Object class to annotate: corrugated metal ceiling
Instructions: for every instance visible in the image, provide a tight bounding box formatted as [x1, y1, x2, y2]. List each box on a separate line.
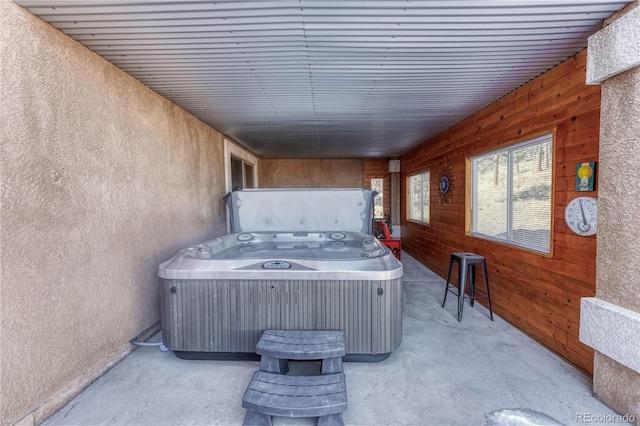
[15, 0, 627, 158]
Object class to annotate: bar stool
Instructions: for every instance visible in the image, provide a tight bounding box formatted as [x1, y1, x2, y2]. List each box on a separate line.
[442, 253, 494, 321]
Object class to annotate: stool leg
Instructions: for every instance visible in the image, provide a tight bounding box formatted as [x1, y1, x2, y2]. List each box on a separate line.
[243, 410, 272, 426]
[321, 357, 343, 374]
[482, 260, 494, 321]
[457, 260, 467, 322]
[442, 256, 455, 308]
[469, 264, 476, 307]
[260, 355, 289, 375]
[318, 413, 345, 426]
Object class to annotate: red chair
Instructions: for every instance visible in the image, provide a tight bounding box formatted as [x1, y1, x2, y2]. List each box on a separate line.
[378, 222, 402, 260]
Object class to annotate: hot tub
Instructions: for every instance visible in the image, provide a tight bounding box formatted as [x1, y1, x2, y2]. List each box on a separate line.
[159, 188, 403, 361]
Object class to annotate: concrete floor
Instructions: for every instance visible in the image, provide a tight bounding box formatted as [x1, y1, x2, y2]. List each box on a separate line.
[44, 254, 622, 426]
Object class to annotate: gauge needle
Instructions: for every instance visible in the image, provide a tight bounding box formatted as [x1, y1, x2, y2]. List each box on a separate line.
[579, 199, 588, 226]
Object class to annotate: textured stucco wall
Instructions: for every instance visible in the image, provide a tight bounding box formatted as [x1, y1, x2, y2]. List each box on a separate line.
[593, 65, 640, 425]
[594, 352, 640, 426]
[259, 159, 364, 188]
[1, 1, 229, 423]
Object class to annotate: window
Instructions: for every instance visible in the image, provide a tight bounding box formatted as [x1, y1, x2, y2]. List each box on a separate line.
[224, 139, 258, 232]
[470, 133, 553, 253]
[408, 171, 430, 223]
[230, 156, 255, 190]
[371, 178, 384, 218]
[224, 139, 257, 192]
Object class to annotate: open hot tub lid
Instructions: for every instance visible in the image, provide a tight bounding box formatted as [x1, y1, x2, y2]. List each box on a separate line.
[223, 188, 377, 234]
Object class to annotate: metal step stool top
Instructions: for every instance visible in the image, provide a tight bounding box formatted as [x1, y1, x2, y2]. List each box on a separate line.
[242, 371, 347, 426]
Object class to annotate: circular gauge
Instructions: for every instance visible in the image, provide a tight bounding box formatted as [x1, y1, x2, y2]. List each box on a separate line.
[564, 196, 597, 236]
[237, 233, 253, 242]
[328, 232, 346, 240]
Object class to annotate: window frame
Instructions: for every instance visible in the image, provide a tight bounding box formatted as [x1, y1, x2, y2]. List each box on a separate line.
[224, 139, 258, 193]
[224, 139, 259, 233]
[230, 155, 255, 190]
[371, 177, 385, 219]
[407, 170, 430, 225]
[468, 132, 554, 255]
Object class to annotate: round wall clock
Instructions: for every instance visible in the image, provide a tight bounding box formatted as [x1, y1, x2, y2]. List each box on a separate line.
[564, 196, 598, 236]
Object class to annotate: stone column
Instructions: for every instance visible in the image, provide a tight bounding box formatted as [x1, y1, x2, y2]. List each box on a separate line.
[580, 3, 640, 425]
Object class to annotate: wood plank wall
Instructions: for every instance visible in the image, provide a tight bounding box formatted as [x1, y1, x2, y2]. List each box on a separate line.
[398, 50, 599, 375]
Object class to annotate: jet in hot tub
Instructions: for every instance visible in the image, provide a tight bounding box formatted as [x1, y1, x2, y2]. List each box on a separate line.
[158, 188, 403, 361]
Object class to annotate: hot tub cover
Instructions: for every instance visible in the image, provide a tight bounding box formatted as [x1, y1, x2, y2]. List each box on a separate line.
[224, 188, 376, 234]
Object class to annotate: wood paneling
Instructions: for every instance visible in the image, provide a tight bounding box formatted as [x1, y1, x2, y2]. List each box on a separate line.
[400, 50, 598, 375]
